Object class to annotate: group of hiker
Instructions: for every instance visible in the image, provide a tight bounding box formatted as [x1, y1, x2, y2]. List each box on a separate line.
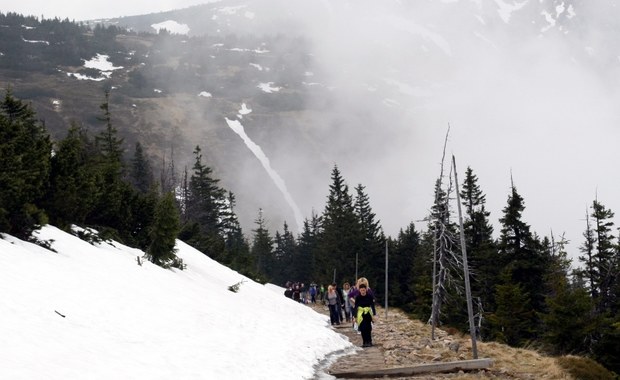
[284, 278, 377, 348]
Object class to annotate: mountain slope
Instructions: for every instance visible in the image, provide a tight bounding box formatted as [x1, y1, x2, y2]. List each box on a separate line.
[0, 225, 351, 379]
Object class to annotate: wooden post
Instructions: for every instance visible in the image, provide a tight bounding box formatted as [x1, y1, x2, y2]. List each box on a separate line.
[452, 154, 479, 359]
[355, 252, 358, 282]
[385, 240, 388, 318]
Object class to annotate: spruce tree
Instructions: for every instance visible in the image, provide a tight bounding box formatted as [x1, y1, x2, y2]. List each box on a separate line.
[579, 210, 598, 299]
[221, 191, 251, 271]
[0, 89, 51, 238]
[459, 167, 497, 321]
[494, 181, 550, 343]
[130, 142, 154, 194]
[390, 222, 425, 314]
[182, 146, 227, 259]
[147, 192, 180, 267]
[297, 212, 321, 283]
[542, 235, 594, 355]
[251, 208, 274, 281]
[318, 165, 361, 284]
[354, 184, 385, 298]
[273, 222, 299, 284]
[46, 122, 98, 228]
[87, 90, 132, 239]
[589, 199, 616, 314]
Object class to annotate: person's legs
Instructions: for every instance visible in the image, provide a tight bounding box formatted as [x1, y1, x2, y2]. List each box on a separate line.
[329, 304, 337, 325]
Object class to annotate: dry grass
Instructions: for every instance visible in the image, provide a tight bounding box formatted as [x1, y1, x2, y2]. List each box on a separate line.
[478, 341, 571, 379]
[313, 300, 616, 379]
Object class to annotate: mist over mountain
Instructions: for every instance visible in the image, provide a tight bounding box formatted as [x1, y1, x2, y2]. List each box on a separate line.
[2, 0, 619, 253]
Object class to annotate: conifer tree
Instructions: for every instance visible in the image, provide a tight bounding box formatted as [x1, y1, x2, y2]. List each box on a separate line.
[318, 165, 361, 284]
[251, 208, 274, 280]
[488, 280, 535, 346]
[297, 212, 321, 283]
[390, 222, 425, 314]
[459, 167, 497, 318]
[221, 191, 252, 273]
[182, 145, 227, 259]
[494, 181, 550, 343]
[87, 90, 132, 238]
[46, 122, 98, 228]
[0, 89, 51, 238]
[130, 142, 154, 194]
[273, 222, 298, 284]
[147, 192, 180, 267]
[579, 210, 598, 299]
[354, 184, 385, 298]
[589, 199, 616, 314]
[542, 234, 594, 355]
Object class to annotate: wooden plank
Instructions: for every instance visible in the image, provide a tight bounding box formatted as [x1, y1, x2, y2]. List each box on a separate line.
[330, 358, 493, 378]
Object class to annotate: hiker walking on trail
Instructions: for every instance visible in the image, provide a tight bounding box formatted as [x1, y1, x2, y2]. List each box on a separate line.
[342, 282, 353, 322]
[327, 285, 342, 325]
[354, 280, 376, 347]
[309, 283, 317, 303]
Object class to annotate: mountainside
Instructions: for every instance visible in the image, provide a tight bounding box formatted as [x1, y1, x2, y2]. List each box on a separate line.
[2, 0, 620, 241]
[0, 225, 352, 379]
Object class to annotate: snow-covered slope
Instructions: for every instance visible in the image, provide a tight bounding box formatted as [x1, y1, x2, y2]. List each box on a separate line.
[0, 226, 352, 380]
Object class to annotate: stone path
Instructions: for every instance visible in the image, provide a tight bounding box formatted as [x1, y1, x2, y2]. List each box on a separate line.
[308, 303, 525, 379]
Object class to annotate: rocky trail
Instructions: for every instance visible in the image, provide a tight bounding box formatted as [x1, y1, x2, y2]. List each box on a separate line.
[308, 303, 572, 380]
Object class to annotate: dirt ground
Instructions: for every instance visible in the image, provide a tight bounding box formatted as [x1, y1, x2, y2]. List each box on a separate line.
[308, 303, 572, 380]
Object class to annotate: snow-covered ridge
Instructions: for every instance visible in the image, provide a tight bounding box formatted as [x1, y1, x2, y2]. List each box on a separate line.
[0, 225, 351, 379]
[151, 20, 190, 35]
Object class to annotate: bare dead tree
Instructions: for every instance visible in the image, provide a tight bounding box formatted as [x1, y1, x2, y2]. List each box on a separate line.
[429, 126, 464, 339]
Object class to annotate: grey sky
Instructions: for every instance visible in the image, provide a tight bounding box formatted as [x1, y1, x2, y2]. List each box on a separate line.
[0, 0, 214, 21]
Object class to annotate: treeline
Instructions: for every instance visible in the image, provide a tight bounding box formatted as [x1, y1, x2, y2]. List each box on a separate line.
[2, 88, 619, 373]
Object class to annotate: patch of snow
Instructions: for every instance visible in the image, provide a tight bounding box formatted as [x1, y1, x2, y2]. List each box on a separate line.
[154, 89, 163, 93]
[494, 0, 528, 23]
[67, 72, 105, 81]
[250, 63, 264, 71]
[21, 25, 35, 30]
[245, 11, 255, 20]
[239, 103, 252, 116]
[151, 20, 190, 35]
[198, 91, 212, 98]
[83, 54, 123, 72]
[228, 47, 270, 54]
[22, 37, 49, 45]
[541, 10, 556, 32]
[218, 5, 247, 15]
[257, 82, 282, 93]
